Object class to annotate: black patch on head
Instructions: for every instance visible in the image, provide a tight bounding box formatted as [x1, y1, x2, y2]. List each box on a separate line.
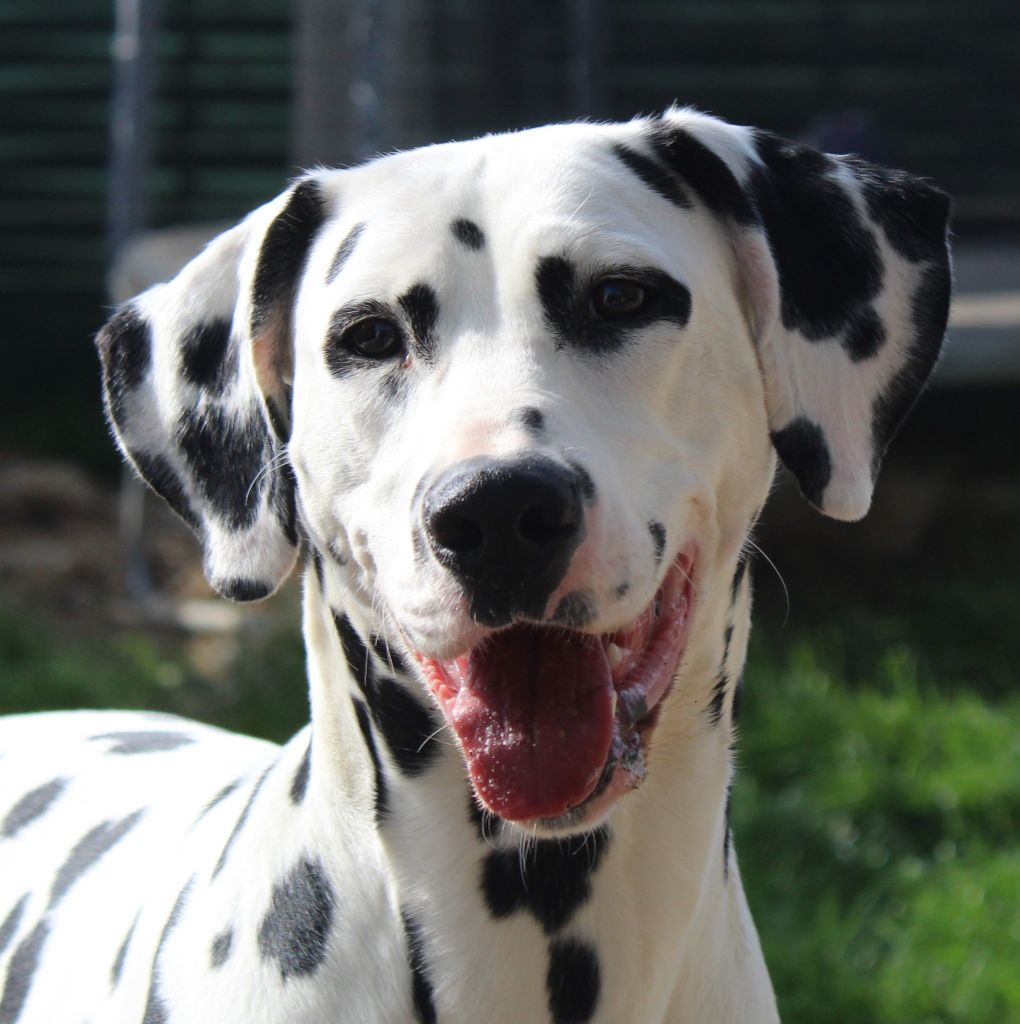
[49, 809, 145, 910]
[871, 261, 951, 474]
[0, 896, 28, 959]
[1, 777, 68, 839]
[326, 222, 366, 282]
[290, 738, 312, 805]
[536, 257, 691, 356]
[335, 613, 441, 776]
[568, 461, 596, 504]
[647, 520, 666, 566]
[646, 123, 757, 225]
[213, 763, 273, 879]
[451, 217, 485, 250]
[398, 283, 440, 363]
[519, 406, 546, 435]
[0, 920, 49, 1023]
[402, 911, 437, 1024]
[752, 133, 884, 353]
[217, 577, 273, 603]
[195, 779, 242, 824]
[370, 634, 408, 675]
[97, 305, 152, 427]
[210, 927, 233, 969]
[251, 178, 326, 341]
[352, 698, 390, 825]
[611, 143, 691, 210]
[128, 451, 199, 530]
[110, 912, 139, 988]
[771, 416, 833, 509]
[142, 878, 193, 1024]
[91, 731, 195, 755]
[177, 400, 271, 531]
[258, 857, 336, 980]
[180, 319, 236, 394]
[546, 937, 601, 1023]
[481, 827, 610, 935]
[553, 591, 597, 629]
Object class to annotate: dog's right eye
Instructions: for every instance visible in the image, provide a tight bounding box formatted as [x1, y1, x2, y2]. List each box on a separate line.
[342, 318, 405, 360]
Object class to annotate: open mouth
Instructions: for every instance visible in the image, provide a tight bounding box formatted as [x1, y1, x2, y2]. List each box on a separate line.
[414, 551, 696, 823]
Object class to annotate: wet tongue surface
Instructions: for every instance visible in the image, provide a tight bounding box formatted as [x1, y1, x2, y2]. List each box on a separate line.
[448, 625, 615, 821]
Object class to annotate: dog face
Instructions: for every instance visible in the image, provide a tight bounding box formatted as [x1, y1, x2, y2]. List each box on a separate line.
[97, 109, 951, 828]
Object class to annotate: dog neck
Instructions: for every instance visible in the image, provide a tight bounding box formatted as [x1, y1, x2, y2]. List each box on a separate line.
[299, 552, 778, 1023]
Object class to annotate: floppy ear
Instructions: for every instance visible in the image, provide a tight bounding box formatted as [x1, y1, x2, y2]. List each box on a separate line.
[651, 110, 952, 521]
[96, 177, 329, 600]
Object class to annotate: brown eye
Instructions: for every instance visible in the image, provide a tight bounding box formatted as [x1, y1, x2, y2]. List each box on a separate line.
[344, 318, 404, 359]
[590, 279, 649, 319]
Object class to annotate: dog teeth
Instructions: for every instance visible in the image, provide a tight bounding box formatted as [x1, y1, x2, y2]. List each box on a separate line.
[606, 642, 626, 672]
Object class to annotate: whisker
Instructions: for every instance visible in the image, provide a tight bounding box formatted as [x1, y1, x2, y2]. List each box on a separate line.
[745, 539, 790, 626]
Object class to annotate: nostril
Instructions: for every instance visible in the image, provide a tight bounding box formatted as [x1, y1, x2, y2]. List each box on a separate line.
[430, 509, 484, 554]
[518, 499, 576, 546]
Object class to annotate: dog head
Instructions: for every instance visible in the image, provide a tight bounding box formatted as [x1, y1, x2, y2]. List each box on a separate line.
[97, 108, 950, 829]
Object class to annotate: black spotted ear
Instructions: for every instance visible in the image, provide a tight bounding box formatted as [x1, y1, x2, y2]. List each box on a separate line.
[651, 109, 952, 521]
[96, 177, 329, 600]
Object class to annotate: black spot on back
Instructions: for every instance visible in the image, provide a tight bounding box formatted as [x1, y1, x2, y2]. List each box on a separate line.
[128, 451, 199, 530]
[210, 926, 233, 969]
[481, 828, 610, 935]
[142, 878, 193, 1024]
[352, 698, 390, 825]
[258, 857, 336, 979]
[290, 738, 312, 805]
[327, 222, 366, 282]
[0, 896, 28, 959]
[553, 591, 597, 629]
[771, 416, 833, 509]
[611, 142, 691, 209]
[0, 920, 49, 1023]
[49, 809, 145, 910]
[398, 283, 440, 363]
[1, 778, 68, 839]
[402, 911, 437, 1024]
[213, 763, 273, 879]
[647, 520, 666, 566]
[180, 319, 236, 394]
[546, 937, 601, 1023]
[451, 217, 485, 250]
[97, 305, 151, 427]
[91, 731, 194, 755]
[110, 912, 139, 988]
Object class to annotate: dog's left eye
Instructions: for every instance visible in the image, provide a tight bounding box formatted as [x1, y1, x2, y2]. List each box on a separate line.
[590, 279, 650, 319]
[343, 318, 405, 359]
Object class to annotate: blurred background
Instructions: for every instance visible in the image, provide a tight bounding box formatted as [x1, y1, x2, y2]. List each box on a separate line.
[1, 1, 1018, 1020]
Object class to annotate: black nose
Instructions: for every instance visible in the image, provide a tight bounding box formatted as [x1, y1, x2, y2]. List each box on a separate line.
[423, 456, 585, 626]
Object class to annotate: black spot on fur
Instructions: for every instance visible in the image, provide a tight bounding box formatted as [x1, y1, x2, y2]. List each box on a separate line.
[210, 927, 233, 969]
[309, 548, 325, 590]
[732, 674, 745, 725]
[648, 520, 666, 566]
[180, 319, 235, 394]
[402, 911, 437, 1024]
[1, 778, 68, 839]
[251, 178, 326, 341]
[553, 591, 597, 629]
[520, 406, 546, 435]
[611, 142, 691, 209]
[352, 698, 390, 825]
[91, 731, 194, 755]
[258, 857, 336, 980]
[196, 779, 242, 824]
[730, 555, 749, 606]
[536, 256, 692, 355]
[128, 451, 199, 530]
[546, 937, 601, 1023]
[398, 283, 440, 363]
[467, 788, 498, 842]
[752, 133, 884, 350]
[97, 305, 151, 427]
[842, 307, 887, 362]
[49, 809, 144, 910]
[110, 912, 139, 988]
[0, 896, 28, 959]
[614, 581, 630, 598]
[0, 920, 49, 1024]
[451, 217, 485, 250]
[213, 763, 273, 879]
[272, 453, 299, 546]
[177, 400, 271, 532]
[708, 626, 734, 726]
[142, 878, 193, 1024]
[723, 785, 734, 880]
[335, 612, 372, 688]
[216, 577, 273, 603]
[290, 738, 312, 805]
[370, 634, 408, 675]
[327, 222, 366, 282]
[481, 828, 610, 935]
[568, 461, 596, 504]
[771, 417, 833, 510]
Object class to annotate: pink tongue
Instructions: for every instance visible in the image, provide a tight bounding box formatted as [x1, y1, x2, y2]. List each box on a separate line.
[447, 625, 615, 821]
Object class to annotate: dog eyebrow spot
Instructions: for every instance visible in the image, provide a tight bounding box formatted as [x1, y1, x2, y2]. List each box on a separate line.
[398, 283, 440, 362]
[611, 142, 691, 210]
[327, 222, 366, 283]
[451, 218, 485, 250]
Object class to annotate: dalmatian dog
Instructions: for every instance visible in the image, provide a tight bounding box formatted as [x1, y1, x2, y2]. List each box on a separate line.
[0, 107, 950, 1023]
